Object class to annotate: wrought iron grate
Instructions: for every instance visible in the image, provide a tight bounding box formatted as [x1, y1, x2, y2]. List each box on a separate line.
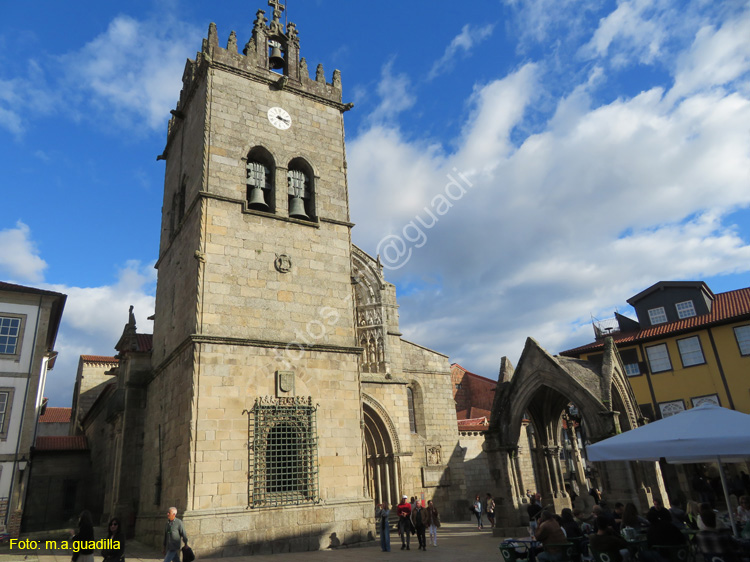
[245, 396, 319, 508]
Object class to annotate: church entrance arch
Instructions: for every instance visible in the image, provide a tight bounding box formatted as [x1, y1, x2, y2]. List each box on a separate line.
[485, 338, 666, 533]
[363, 400, 400, 507]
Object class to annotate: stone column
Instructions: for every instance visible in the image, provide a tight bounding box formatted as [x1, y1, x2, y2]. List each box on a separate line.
[374, 459, 382, 504]
[392, 457, 400, 507]
[383, 457, 393, 503]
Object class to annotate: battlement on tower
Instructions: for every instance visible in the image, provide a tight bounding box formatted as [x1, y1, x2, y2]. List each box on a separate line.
[167, 6, 346, 140]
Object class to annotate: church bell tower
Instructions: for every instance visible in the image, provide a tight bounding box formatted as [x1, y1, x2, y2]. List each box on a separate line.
[142, 1, 371, 554]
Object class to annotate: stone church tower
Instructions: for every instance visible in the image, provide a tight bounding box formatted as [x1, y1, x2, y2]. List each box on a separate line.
[132, 2, 467, 555]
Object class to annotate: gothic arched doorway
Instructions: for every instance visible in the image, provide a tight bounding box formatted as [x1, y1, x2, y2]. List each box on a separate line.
[363, 402, 400, 507]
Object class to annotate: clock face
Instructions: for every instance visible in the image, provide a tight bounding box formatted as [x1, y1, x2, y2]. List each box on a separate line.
[268, 106, 292, 130]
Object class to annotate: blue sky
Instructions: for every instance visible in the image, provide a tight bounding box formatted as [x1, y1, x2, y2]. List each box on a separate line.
[2, 0, 750, 406]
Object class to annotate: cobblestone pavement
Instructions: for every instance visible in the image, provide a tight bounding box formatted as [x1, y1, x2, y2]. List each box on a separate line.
[1, 522, 504, 562]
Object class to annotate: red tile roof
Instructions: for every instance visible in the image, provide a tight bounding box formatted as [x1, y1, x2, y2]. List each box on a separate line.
[81, 355, 119, 364]
[458, 416, 489, 432]
[562, 287, 750, 356]
[137, 334, 153, 352]
[39, 407, 71, 423]
[452, 363, 496, 383]
[35, 436, 88, 451]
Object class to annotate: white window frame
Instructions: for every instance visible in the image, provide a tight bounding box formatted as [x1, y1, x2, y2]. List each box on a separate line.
[734, 325, 750, 356]
[677, 336, 705, 367]
[659, 400, 685, 419]
[646, 343, 672, 373]
[691, 394, 720, 408]
[624, 363, 641, 376]
[0, 314, 25, 359]
[675, 300, 696, 319]
[0, 388, 14, 440]
[648, 307, 668, 325]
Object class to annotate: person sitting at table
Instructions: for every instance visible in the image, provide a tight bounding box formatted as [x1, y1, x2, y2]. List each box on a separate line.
[621, 502, 649, 531]
[535, 510, 568, 562]
[737, 495, 750, 525]
[695, 507, 740, 556]
[613, 503, 625, 532]
[640, 506, 686, 562]
[560, 508, 583, 538]
[647, 498, 671, 523]
[697, 502, 727, 531]
[573, 508, 594, 534]
[592, 504, 617, 533]
[685, 500, 701, 530]
[668, 497, 687, 528]
[588, 515, 630, 562]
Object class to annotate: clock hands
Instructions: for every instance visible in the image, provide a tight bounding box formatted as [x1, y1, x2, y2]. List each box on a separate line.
[276, 115, 290, 124]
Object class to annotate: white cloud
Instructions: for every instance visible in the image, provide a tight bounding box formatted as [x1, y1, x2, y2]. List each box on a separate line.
[0, 61, 57, 136]
[0, 222, 48, 282]
[668, 12, 750, 103]
[348, 6, 750, 376]
[580, 0, 668, 66]
[428, 24, 495, 80]
[366, 59, 417, 126]
[61, 15, 200, 131]
[43, 261, 156, 407]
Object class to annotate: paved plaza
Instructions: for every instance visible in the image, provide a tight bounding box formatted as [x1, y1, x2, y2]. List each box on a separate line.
[0, 522, 503, 562]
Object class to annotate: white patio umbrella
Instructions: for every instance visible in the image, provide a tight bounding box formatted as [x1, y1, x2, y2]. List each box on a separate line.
[586, 403, 750, 537]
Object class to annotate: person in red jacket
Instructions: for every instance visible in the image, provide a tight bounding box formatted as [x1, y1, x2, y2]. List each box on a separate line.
[397, 495, 413, 550]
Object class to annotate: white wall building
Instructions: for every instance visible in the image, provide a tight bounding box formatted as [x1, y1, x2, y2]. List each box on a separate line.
[0, 281, 65, 537]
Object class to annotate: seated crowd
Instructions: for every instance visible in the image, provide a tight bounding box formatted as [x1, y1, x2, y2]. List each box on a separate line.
[520, 494, 750, 562]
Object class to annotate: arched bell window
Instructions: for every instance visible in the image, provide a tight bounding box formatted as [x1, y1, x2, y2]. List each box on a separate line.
[246, 147, 275, 212]
[287, 158, 315, 220]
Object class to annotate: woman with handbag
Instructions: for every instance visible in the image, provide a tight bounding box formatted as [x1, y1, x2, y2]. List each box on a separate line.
[101, 518, 125, 562]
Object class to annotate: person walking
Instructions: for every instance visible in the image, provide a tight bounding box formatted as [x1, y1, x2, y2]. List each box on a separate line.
[376, 502, 391, 552]
[71, 510, 95, 562]
[101, 517, 125, 562]
[397, 495, 413, 550]
[486, 493, 496, 528]
[412, 500, 427, 550]
[473, 494, 483, 529]
[424, 500, 441, 547]
[162, 507, 188, 562]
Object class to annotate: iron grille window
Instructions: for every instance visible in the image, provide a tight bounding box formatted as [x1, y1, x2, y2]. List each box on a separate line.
[246, 396, 319, 508]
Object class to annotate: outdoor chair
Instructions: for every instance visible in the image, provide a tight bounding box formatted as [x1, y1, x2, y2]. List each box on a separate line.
[589, 548, 625, 562]
[652, 544, 690, 562]
[499, 543, 529, 561]
[546, 542, 579, 562]
[700, 554, 740, 562]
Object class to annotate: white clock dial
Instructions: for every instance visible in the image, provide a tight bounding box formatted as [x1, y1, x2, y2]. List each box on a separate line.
[268, 106, 292, 130]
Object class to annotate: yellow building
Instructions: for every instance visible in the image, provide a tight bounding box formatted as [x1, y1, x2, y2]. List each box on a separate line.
[561, 281, 750, 419]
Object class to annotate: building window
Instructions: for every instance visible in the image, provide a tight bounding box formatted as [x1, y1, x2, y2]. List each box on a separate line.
[0, 388, 14, 439]
[646, 343, 672, 373]
[407, 387, 417, 434]
[455, 383, 462, 390]
[287, 158, 315, 220]
[677, 336, 705, 367]
[675, 300, 696, 319]
[648, 307, 668, 325]
[620, 349, 641, 376]
[0, 316, 22, 356]
[734, 325, 750, 356]
[691, 394, 720, 408]
[246, 147, 275, 212]
[248, 396, 318, 508]
[659, 400, 685, 419]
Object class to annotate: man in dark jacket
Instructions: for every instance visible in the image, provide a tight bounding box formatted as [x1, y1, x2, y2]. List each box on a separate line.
[163, 507, 189, 562]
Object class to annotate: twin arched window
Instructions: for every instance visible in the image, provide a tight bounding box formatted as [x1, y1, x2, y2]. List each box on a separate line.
[246, 149, 315, 220]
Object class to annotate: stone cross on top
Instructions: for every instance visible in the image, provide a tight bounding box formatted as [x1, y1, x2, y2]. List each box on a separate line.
[268, 0, 285, 22]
